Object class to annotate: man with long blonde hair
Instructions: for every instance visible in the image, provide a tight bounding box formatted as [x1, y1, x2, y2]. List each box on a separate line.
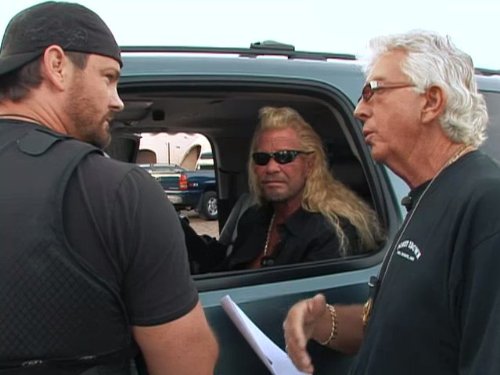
[233, 106, 384, 268]
[183, 106, 384, 271]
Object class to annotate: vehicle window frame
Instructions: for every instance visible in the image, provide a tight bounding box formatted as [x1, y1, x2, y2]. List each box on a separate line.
[115, 77, 404, 293]
[481, 90, 500, 162]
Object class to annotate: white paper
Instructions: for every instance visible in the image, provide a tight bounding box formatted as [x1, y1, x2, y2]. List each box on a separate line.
[220, 295, 310, 375]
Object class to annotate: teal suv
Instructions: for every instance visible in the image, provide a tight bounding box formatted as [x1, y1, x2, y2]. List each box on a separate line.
[107, 42, 500, 374]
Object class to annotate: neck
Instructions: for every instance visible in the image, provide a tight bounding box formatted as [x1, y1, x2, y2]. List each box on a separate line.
[272, 199, 301, 223]
[0, 112, 45, 126]
[402, 143, 475, 188]
[0, 96, 68, 136]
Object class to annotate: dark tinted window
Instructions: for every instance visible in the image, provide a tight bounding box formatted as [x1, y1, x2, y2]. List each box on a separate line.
[200, 152, 213, 159]
[482, 91, 500, 161]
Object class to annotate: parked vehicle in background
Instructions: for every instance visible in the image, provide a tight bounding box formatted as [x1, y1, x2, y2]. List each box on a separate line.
[139, 163, 184, 175]
[106, 42, 500, 374]
[141, 163, 218, 220]
[196, 151, 215, 170]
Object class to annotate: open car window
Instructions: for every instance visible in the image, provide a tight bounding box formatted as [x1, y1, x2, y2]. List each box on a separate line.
[136, 131, 220, 235]
[105, 79, 398, 291]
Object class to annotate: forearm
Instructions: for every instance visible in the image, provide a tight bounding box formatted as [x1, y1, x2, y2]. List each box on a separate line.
[143, 332, 218, 375]
[311, 303, 365, 354]
[134, 302, 219, 374]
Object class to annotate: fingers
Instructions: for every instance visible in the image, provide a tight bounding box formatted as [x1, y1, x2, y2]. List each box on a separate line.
[283, 299, 311, 372]
[308, 294, 327, 318]
[283, 294, 326, 374]
[286, 343, 314, 374]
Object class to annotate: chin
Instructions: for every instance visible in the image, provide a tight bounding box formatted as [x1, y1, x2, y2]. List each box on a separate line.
[88, 134, 111, 149]
[369, 146, 386, 163]
[264, 193, 288, 203]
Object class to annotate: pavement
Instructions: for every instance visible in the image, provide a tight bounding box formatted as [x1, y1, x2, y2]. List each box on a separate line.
[181, 210, 219, 238]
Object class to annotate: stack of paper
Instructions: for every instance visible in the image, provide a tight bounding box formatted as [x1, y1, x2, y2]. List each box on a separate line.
[220, 295, 310, 375]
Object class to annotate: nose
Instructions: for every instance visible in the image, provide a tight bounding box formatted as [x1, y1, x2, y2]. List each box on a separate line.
[110, 88, 124, 113]
[264, 157, 281, 173]
[353, 100, 368, 124]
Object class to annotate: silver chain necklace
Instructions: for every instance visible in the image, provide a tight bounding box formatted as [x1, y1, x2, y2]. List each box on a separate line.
[263, 213, 276, 256]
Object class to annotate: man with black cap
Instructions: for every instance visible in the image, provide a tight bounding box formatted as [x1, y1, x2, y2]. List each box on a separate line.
[0, 2, 218, 374]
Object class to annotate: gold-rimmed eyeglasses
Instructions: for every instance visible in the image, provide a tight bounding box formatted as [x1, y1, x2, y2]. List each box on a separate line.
[359, 80, 415, 102]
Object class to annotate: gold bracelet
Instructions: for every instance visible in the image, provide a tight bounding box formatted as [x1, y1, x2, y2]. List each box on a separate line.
[362, 298, 373, 329]
[320, 304, 338, 346]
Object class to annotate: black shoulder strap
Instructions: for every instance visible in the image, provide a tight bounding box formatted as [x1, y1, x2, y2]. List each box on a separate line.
[17, 128, 71, 156]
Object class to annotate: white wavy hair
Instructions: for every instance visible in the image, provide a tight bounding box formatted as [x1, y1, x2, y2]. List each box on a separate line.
[364, 30, 488, 147]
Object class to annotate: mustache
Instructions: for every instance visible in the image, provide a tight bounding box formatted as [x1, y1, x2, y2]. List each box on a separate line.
[260, 178, 287, 183]
[105, 112, 115, 122]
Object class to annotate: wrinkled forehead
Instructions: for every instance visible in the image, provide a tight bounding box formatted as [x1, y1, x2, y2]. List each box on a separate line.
[255, 128, 302, 151]
[366, 50, 408, 81]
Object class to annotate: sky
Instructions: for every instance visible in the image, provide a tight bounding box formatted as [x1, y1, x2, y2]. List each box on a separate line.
[1, 0, 499, 70]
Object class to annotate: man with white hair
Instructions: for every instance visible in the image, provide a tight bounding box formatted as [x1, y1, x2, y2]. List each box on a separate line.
[283, 30, 500, 374]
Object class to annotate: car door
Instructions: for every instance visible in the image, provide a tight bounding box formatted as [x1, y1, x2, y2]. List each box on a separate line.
[114, 52, 406, 375]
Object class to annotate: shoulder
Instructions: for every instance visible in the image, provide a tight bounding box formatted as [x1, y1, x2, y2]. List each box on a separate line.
[287, 209, 333, 234]
[447, 152, 500, 242]
[71, 153, 165, 212]
[457, 151, 500, 179]
[77, 153, 155, 188]
[454, 152, 500, 200]
[441, 151, 500, 208]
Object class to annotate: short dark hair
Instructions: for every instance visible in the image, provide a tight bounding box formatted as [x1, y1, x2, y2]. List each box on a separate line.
[0, 51, 88, 102]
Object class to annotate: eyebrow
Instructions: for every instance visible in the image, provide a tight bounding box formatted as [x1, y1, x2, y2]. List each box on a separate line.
[103, 68, 121, 82]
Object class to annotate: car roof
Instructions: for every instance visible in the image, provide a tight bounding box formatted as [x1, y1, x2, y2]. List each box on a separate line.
[119, 45, 367, 103]
[120, 45, 500, 105]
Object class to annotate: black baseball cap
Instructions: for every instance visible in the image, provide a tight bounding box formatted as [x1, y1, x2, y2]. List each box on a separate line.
[0, 1, 122, 76]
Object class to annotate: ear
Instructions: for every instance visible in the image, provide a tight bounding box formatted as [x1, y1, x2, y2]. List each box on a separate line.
[421, 85, 446, 124]
[39, 45, 69, 91]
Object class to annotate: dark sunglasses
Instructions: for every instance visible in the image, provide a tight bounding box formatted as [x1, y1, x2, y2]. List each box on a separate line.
[359, 80, 415, 102]
[252, 150, 312, 166]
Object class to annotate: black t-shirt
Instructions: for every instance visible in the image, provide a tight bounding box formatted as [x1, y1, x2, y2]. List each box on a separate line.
[64, 153, 198, 326]
[352, 151, 500, 374]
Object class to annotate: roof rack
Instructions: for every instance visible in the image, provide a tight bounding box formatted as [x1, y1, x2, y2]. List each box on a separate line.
[475, 67, 500, 76]
[120, 41, 356, 61]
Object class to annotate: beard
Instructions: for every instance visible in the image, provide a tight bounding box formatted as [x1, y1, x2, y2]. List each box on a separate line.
[263, 189, 289, 202]
[64, 77, 112, 149]
[260, 181, 306, 204]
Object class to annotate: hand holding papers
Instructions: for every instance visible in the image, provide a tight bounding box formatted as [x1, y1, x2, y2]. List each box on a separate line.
[220, 295, 310, 375]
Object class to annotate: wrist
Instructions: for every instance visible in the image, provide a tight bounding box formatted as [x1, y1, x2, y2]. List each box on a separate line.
[317, 303, 338, 347]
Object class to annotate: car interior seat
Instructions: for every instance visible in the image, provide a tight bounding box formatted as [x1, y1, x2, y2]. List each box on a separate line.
[218, 192, 253, 256]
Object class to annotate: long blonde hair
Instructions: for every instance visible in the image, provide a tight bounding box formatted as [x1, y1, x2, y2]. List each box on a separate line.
[248, 106, 385, 255]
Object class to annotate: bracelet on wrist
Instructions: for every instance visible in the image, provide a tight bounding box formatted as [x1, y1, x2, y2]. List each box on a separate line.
[320, 303, 338, 346]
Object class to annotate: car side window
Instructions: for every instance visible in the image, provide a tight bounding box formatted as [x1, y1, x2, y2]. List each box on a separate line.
[481, 91, 500, 161]
[110, 83, 394, 288]
[137, 132, 220, 236]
